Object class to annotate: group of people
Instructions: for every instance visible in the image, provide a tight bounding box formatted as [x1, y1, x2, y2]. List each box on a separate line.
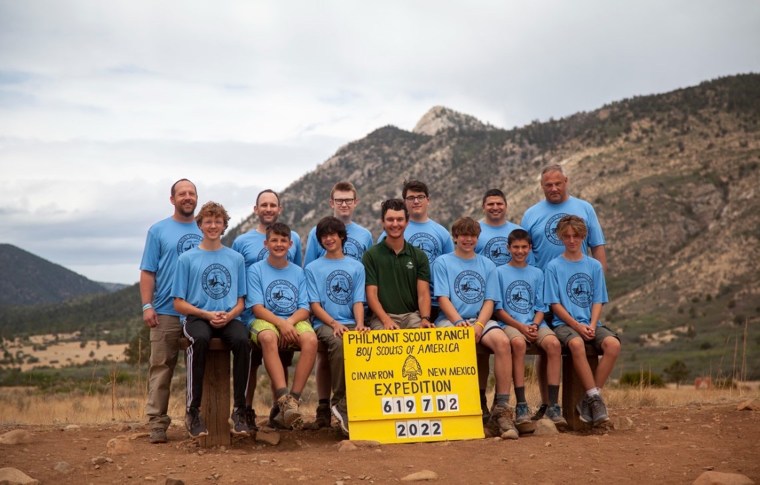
[139, 165, 620, 444]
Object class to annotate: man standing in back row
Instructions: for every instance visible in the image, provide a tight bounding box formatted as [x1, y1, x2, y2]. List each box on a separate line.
[140, 179, 203, 444]
[520, 164, 607, 420]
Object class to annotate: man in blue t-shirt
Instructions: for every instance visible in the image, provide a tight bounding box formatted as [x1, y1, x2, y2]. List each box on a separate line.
[139, 178, 202, 444]
[476, 188, 526, 267]
[302, 181, 373, 429]
[432, 217, 519, 440]
[304, 216, 366, 437]
[172, 201, 252, 439]
[521, 164, 607, 420]
[544, 216, 620, 427]
[232, 189, 301, 429]
[247, 222, 317, 430]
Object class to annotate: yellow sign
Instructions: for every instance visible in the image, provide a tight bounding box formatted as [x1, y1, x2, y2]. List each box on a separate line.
[344, 327, 483, 443]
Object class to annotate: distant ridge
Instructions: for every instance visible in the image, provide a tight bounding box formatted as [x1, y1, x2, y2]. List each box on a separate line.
[0, 243, 108, 306]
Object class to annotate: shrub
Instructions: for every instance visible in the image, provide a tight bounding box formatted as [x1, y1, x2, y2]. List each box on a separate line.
[619, 370, 665, 387]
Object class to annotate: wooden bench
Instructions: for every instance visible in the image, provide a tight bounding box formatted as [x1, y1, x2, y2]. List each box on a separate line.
[179, 337, 232, 447]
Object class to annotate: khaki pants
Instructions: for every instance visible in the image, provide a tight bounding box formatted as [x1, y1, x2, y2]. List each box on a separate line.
[315, 325, 351, 407]
[369, 311, 422, 330]
[145, 315, 182, 430]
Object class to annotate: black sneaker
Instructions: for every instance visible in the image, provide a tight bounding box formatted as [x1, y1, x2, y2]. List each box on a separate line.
[331, 402, 349, 437]
[149, 428, 167, 444]
[230, 407, 252, 436]
[304, 402, 331, 430]
[268, 403, 286, 429]
[589, 395, 609, 426]
[576, 397, 593, 424]
[185, 407, 208, 438]
[245, 406, 258, 432]
[531, 403, 548, 421]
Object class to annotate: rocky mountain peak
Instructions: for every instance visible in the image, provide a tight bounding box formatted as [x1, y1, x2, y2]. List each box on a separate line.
[412, 105, 493, 136]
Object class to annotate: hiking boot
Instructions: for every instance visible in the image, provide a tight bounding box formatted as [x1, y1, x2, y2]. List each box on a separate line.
[515, 402, 532, 425]
[276, 394, 303, 430]
[590, 395, 609, 426]
[230, 407, 252, 436]
[149, 428, 167, 444]
[576, 397, 593, 424]
[489, 404, 518, 440]
[481, 399, 491, 425]
[185, 407, 208, 438]
[268, 403, 286, 429]
[304, 402, 332, 430]
[545, 403, 568, 429]
[331, 401, 349, 437]
[531, 403, 548, 421]
[245, 406, 258, 432]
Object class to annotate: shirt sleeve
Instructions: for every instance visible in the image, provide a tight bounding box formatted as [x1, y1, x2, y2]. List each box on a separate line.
[543, 264, 560, 305]
[534, 271, 549, 313]
[432, 259, 450, 298]
[305, 266, 320, 303]
[291, 232, 303, 267]
[245, 265, 264, 310]
[139, 228, 160, 272]
[296, 271, 310, 311]
[416, 250, 431, 283]
[363, 251, 378, 287]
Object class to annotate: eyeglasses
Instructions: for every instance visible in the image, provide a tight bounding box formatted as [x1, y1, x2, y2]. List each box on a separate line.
[332, 198, 355, 206]
[405, 195, 427, 203]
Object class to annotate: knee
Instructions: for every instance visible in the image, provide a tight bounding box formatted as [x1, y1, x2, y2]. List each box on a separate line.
[568, 339, 585, 355]
[602, 338, 621, 357]
[544, 337, 561, 356]
[258, 331, 277, 349]
[511, 338, 526, 355]
[300, 332, 317, 352]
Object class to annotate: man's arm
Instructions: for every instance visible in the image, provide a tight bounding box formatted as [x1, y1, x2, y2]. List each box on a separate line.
[416, 279, 433, 328]
[591, 245, 607, 273]
[366, 285, 398, 330]
[140, 270, 159, 328]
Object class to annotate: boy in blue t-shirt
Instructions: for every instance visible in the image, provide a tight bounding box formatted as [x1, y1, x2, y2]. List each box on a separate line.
[247, 222, 317, 430]
[304, 216, 366, 437]
[432, 217, 519, 440]
[172, 201, 252, 439]
[495, 229, 566, 431]
[544, 216, 620, 426]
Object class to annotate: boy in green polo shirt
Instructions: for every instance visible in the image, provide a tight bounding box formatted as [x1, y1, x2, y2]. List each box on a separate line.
[362, 199, 432, 330]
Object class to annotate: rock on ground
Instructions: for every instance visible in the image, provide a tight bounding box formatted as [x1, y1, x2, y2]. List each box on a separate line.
[255, 430, 281, 446]
[534, 419, 559, 435]
[0, 467, 40, 485]
[736, 400, 755, 411]
[401, 470, 438, 481]
[106, 436, 135, 455]
[0, 430, 33, 445]
[693, 471, 755, 485]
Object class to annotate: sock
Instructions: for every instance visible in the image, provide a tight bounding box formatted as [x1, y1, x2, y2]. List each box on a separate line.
[495, 393, 510, 408]
[548, 385, 560, 405]
[318, 398, 329, 408]
[514, 386, 526, 404]
[479, 389, 487, 410]
[586, 387, 600, 398]
[290, 391, 301, 401]
[275, 387, 288, 399]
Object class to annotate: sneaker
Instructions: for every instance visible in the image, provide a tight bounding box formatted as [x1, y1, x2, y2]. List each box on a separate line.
[245, 406, 258, 432]
[489, 404, 518, 440]
[185, 407, 208, 438]
[531, 403, 548, 421]
[276, 394, 303, 430]
[589, 395, 609, 426]
[545, 403, 568, 429]
[331, 402, 349, 437]
[514, 402, 531, 425]
[304, 402, 332, 430]
[149, 428, 167, 444]
[230, 407, 252, 436]
[576, 397, 593, 424]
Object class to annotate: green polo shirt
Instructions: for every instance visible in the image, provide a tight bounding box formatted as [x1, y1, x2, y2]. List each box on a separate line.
[362, 240, 430, 314]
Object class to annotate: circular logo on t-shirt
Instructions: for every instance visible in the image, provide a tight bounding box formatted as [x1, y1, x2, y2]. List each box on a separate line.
[566, 273, 593, 307]
[408, 233, 440, 263]
[454, 270, 485, 305]
[483, 236, 510, 265]
[177, 234, 202, 255]
[544, 213, 569, 246]
[326, 270, 353, 305]
[201, 263, 232, 299]
[343, 237, 363, 261]
[266, 279, 298, 314]
[506, 280, 533, 314]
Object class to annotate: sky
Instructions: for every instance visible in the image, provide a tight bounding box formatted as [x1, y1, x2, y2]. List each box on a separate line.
[1, 1, 759, 285]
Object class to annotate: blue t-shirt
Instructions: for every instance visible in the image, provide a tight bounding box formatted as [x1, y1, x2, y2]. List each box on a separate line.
[475, 220, 528, 266]
[495, 264, 549, 327]
[246, 260, 309, 319]
[172, 246, 247, 321]
[544, 255, 608, 328]
[139, 217, 203, 316]
[304, 256, 366, 330]
[432, 253, 499, 323]
[520, 196, 605, 270]
[303, 221, 373, 267]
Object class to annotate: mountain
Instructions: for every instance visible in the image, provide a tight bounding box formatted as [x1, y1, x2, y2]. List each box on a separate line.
[225, 73, 760, 379]
[0, 244, 109, 307]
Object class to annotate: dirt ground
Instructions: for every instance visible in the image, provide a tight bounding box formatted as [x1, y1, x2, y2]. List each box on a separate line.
[1, 402, 758, 485]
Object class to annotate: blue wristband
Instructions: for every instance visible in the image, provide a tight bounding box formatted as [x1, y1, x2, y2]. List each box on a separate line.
[142, 303, 153, 312]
